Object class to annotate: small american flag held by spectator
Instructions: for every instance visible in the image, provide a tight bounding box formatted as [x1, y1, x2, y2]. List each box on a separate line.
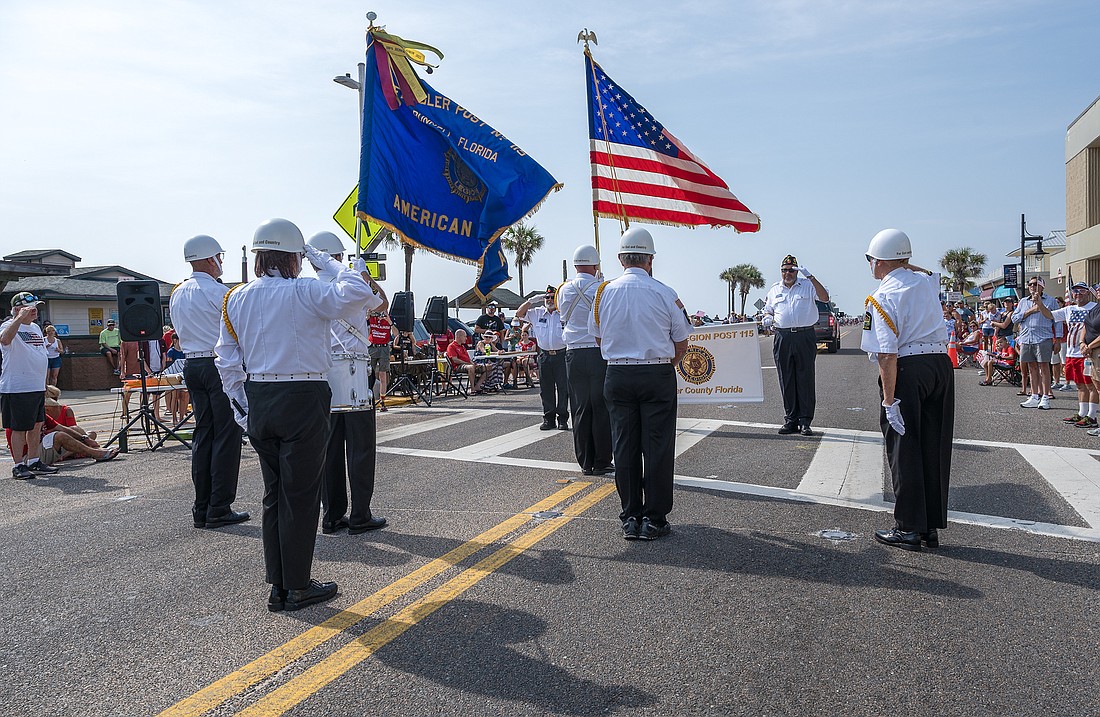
[585, 52, 760, 233]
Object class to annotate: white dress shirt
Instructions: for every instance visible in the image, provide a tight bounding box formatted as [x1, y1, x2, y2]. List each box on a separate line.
[763, 279, 819, 329]
[556, 273, 601, 349]
[589, 267, 692, 362]
[861, 268, 948, 357]
[215, 264, 372, 411]
[170, 271, 229, 355]
[525, 305, 567, 351]
[316, 266, 383, 354]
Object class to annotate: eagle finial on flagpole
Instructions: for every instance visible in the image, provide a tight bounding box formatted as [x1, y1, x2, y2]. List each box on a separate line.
[577, 28, 597, 51]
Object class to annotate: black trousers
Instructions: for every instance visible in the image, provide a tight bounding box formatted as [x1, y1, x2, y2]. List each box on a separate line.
[772, 328, 817, 425]
[566, 348, 613, 471]
[245, 381, 330, 591]
[322, 408, 377, 529]
[604, 364, 677, 524]
[538, 351, 568, 422]
[880, 353, 955, 533]
[183, 358, 243, 522]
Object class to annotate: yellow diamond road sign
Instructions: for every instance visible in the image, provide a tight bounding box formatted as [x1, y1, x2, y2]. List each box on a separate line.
[334, 185, 386, 252]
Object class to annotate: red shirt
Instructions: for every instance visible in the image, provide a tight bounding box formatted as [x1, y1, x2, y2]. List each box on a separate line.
[368, 316, 392, 345]
[434, 331, 454, 353]
[446, 341, 471, 367]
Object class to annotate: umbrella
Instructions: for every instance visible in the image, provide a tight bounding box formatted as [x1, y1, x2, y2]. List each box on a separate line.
[992, 285, 1018, 299]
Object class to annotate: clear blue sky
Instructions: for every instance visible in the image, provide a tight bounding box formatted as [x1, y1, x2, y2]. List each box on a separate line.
[1, 1, 1097, 317]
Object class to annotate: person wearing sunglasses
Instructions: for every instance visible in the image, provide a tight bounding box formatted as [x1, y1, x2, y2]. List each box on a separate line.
[761, 254, 830, 436]
[1011, 276, 1058, 410]
[1, 292, 59, 478]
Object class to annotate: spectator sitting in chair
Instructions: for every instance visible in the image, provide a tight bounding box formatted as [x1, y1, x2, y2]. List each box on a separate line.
[446, 329, 489, 394]
[978, 337, 1017, 386]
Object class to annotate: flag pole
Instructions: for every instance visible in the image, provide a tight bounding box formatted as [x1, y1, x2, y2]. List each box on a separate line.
[581, 30, 629, 254]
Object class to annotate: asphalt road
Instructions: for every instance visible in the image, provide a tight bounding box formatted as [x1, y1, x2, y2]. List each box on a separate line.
[1, 327, 1098, 717]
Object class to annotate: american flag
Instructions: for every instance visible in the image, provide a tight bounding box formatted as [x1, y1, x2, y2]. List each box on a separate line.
[585, 54, 760, 232]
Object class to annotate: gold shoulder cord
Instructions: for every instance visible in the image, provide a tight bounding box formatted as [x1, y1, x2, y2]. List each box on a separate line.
[865, 295, 898, 336]
[554, 281, 567, 308]
[221, 284, 246, 343]
[592, 281, 611, 328]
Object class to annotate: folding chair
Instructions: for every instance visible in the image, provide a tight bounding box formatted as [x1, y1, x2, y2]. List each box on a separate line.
[990, 357, 1022, 386]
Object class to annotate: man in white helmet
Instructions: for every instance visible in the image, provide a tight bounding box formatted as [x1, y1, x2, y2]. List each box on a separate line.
[305, 231, 388, 536]
[557, 244, 614, 475]
[216, 218, 373, 611]
[762, 253, 830, 436]
[588, 227, 692, 541]
[170, 234, 247, 529]
[862, 228, 954, 551]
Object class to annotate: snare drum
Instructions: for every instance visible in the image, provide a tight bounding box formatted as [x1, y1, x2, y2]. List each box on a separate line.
[328, 352, 373, 412]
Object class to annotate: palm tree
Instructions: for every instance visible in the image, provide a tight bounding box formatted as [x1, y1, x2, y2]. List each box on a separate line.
[719, 268, 737, 317]
[720, 264, 766, 318]
[940, 248, 987, 293]
[380, 229, 415, 292]
[500, 222, 545, 297]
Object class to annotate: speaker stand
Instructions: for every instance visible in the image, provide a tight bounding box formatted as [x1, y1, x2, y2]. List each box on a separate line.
[388, 345, 432, 407]
[105, 342, 192, 452]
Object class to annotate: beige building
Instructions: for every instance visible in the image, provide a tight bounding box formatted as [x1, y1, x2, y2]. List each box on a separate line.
[1054, 94, 1100, 285]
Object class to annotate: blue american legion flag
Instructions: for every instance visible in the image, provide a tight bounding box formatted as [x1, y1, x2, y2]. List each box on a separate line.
[585, 53, 760, 232]
[358, 31, 561, 298]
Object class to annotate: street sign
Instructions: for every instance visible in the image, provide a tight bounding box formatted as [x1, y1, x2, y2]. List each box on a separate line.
[363, 261, 385, 281]
[946, 291, 963, 302]
[334, 186, 387, 252]
[1003, 264, 1019, 289]
[753, 298, 766, 310]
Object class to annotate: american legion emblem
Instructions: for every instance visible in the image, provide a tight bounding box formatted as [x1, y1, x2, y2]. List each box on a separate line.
[443, 148, 486, 204]
[677, 345, 716, 385]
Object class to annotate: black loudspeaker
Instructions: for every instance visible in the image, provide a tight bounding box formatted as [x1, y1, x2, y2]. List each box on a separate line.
[422, 295, 449, 334]
[116, 280, 162, 341]
[390, 291, 414, 333]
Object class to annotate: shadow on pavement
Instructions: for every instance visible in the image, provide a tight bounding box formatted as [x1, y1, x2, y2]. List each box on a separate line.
[26, 473, 126, 495]
[375, 599, 657, 715]
[937, 545, 1100, 590]
[607, 525, 984, 599]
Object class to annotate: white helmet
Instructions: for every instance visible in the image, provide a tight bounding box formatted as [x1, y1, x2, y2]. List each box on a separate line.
[251, 218, 305, 253]
[307, 231, 345, 256]
[572, 244, 601, 265]
[619, 227, 656, 256]
[183, 234, 224, 262]
[866, 228, 913, 261]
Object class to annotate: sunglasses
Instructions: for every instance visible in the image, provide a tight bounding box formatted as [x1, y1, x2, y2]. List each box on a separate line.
[781, 268, 797, 273]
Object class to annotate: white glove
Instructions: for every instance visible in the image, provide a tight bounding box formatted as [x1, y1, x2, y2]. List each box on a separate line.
[799, 266, 812, 279]
[229, 392, 249, 433]
[883, 399, 905, 435]
[303, 244, 341, 273]
[352, 257, 369, 275]
[761, 315, 774, 329]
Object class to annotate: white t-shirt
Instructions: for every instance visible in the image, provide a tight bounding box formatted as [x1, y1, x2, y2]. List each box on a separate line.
[0, 320, 48, 393]
[1051, 302, 1096, 359]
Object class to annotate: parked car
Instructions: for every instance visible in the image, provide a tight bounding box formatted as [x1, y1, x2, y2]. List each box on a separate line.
[814, 300, 840, 353]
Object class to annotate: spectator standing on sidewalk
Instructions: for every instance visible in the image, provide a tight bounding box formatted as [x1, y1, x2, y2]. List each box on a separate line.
[44, 324, 63, 387]
[1012, 277, 1058, 410]
[1056, 283, 1099, 428]
[1051, 295, 1067, 391]
[1, 293, 58, 478]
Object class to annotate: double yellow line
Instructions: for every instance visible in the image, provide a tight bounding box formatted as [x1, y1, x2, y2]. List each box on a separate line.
[161, 480, 616, 717]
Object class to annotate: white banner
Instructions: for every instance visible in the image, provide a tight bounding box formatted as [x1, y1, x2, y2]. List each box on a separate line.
[675, 322, 764, 403]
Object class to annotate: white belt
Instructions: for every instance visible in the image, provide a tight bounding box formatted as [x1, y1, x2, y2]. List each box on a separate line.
[187, 351, 216, 359]
[247, 372, 328, 382]
[898, 343, 946, 358]
[567, 344, 599, 350]
[608, 358, 669, 365]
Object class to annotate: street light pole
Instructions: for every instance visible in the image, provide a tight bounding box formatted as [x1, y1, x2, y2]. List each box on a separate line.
[1019, 213, 1045, 294]
[333, 62, 366, 259]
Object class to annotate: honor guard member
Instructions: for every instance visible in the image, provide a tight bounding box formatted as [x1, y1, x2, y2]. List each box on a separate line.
[216, 218, 373, 612]
[589, 227, 692, 541]
[170, 234, 247, 529]
[862, 228, 954, 552]
[517, 285, 569, 430]
[762, 254, 830, 436]
[557, 244, 614, 475]
[305, 231, 388, 536]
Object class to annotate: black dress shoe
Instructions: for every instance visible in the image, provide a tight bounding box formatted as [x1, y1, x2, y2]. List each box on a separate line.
[540, 420, 555, 431]
[800, 425, 814, 436]
[284, 580, 338, 611]
[590, 465, 615, 476]
[348, 516, 387, 534]
[557, 420, 570, 430]
[267, 585, 288, 612]
[921, 529, 940, 548]
[778, 423, 798, 435]
[322, 518, 349, 534]
[874, 528, 922, 551]
[622, 517, 641, 541]
[204, 510, 250, 528]
[638, 518, 671, 540]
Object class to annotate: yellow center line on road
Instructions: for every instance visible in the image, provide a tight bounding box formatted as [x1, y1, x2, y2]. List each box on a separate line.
[236, 482, 618, 717]
[159, 481, 594, 717]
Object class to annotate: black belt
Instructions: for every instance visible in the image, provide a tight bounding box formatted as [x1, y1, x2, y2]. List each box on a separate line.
[541, 349, 563, 355]
[774, 326, 813, 333]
